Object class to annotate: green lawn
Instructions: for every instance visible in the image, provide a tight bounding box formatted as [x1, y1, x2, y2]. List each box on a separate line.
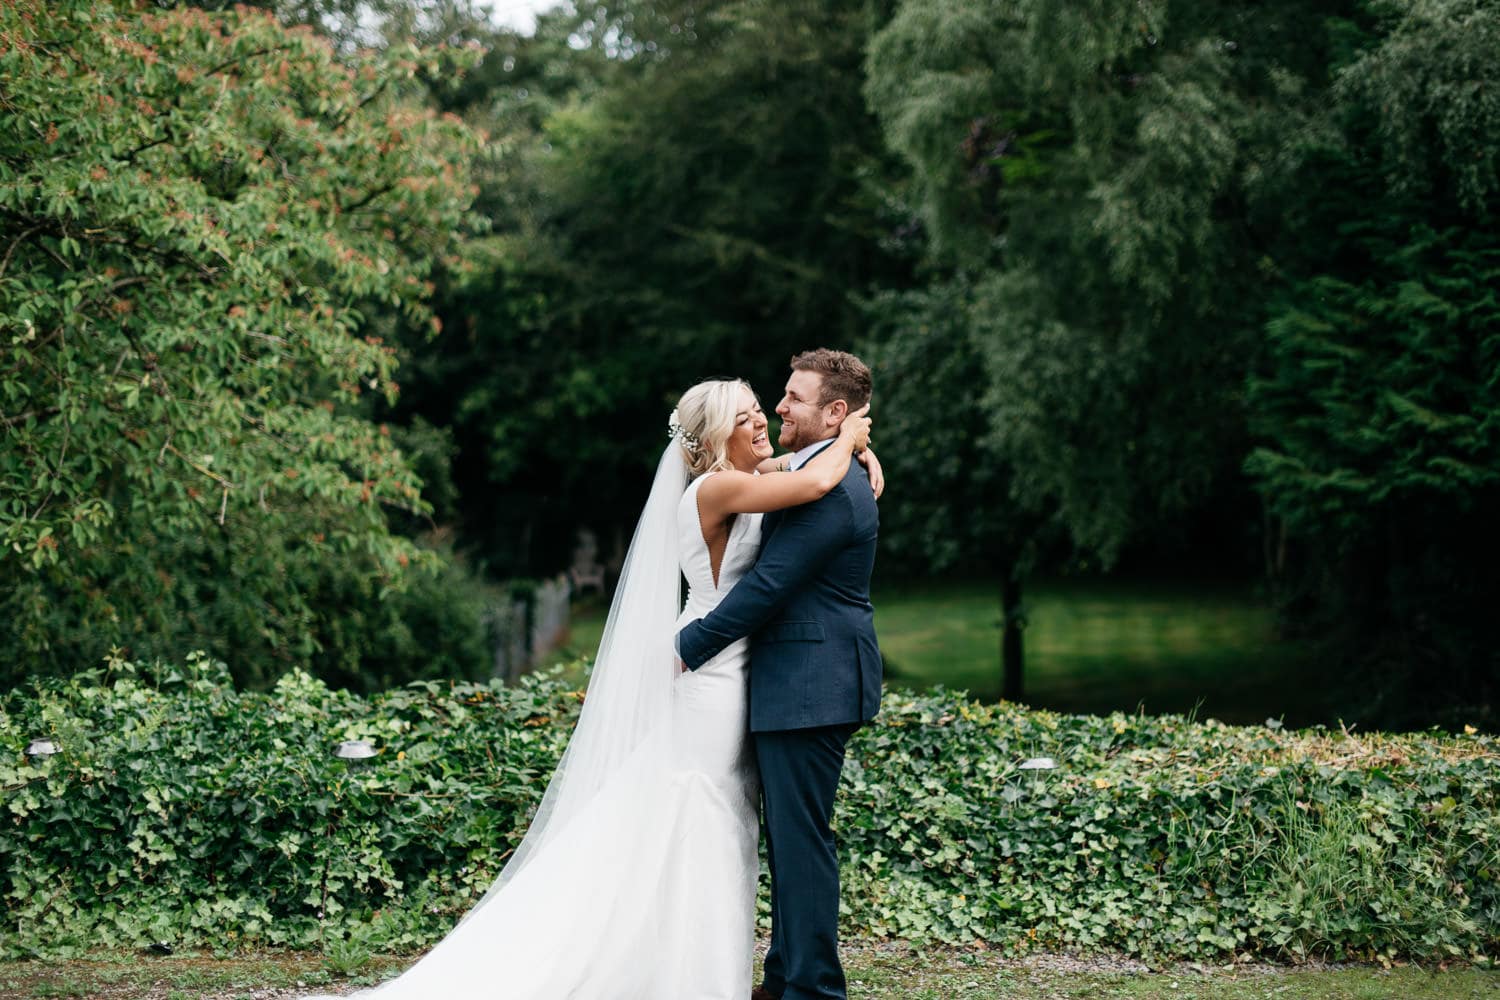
[871, 578, 1333, 726]
[1, 947, 1492, 999]
[562, 577, 1334, 726]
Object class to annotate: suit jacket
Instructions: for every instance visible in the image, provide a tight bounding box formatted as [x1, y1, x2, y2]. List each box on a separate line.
[677, 445, 882, 732]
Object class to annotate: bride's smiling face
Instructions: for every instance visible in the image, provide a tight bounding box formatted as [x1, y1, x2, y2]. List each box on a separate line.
[724, 384, 774, 472]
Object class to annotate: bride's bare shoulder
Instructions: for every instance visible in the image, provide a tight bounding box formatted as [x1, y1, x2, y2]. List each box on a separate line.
[693, 468, 752, 507]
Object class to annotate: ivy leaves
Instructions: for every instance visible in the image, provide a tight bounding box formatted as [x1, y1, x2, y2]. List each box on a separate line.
[2, 661, 1494, 962]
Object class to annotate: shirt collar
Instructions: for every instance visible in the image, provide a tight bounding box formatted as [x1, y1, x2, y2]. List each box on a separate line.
[789, 437, 836, 471]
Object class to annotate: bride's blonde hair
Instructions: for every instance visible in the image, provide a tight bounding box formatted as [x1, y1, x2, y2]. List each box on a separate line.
[670, 378, 754, 477]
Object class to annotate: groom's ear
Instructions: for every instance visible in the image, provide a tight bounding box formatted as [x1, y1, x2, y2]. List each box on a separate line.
[825, 399, 849, 425]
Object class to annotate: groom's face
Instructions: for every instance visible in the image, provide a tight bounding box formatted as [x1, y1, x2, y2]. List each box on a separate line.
[776, 369, 838, 451]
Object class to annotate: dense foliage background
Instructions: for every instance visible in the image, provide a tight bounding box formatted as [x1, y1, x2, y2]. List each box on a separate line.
[1, 0, 1496, 726]
[0, 0, 495, 688]
[2, 657, 1496, 961]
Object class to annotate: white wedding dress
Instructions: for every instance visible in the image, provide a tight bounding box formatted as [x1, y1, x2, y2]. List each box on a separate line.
[305, 464, 761, 999]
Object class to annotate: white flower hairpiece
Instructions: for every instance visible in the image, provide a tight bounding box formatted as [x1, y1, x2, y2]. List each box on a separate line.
[667, 407, 702, 451]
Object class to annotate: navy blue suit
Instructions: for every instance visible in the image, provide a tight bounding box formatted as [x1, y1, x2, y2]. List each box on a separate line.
[677, 443, 882, 1000]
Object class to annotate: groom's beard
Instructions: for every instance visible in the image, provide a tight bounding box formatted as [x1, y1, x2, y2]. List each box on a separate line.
[779, 425, 836, 453]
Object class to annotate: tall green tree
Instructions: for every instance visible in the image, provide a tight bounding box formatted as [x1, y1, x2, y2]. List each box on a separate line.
[862, 281, 1045, 699]
[391, 0, 910, 577]
[1247, 0, 1500, 723]
[863, 0, 1326, 696]
[0, 0, 487, 686]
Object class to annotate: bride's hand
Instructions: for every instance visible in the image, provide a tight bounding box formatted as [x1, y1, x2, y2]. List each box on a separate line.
[839, 404, 872, 452]
[856, 447, 885, 499]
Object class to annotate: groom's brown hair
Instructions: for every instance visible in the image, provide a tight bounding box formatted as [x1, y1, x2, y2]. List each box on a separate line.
[790, 348, 872, 411]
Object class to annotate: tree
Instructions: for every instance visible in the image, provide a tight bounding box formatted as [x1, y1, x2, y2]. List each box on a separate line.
[862, 0, 1321, 696]
[163, 0, 489, 46]
[0, 1, 485, 684]
[387, 0, 911, 577]
[861, 282, 1045, 700]
[1246, 0, 1500, 723]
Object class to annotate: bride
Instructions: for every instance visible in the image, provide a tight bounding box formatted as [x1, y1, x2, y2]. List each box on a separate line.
[306, 377, 875, 999]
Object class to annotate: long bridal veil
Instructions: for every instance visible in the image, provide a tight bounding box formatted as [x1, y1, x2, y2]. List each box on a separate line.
[464, 441, 688, 909]
[298, 444, 691, 999]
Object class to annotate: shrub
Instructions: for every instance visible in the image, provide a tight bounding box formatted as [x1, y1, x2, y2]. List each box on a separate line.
[842, 693, 1498, 962]
[1, 527, 499, 692]
[2, 657, 1495, 962]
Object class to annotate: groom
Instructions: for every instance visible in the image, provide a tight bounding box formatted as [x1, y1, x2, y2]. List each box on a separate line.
[677, 348, 882, 1000]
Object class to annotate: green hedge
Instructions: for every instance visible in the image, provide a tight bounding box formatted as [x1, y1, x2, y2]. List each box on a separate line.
[2, 655, 1496, 962]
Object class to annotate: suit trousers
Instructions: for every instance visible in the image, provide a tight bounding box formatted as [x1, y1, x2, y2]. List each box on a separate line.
[755, 723, 859, 1000]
